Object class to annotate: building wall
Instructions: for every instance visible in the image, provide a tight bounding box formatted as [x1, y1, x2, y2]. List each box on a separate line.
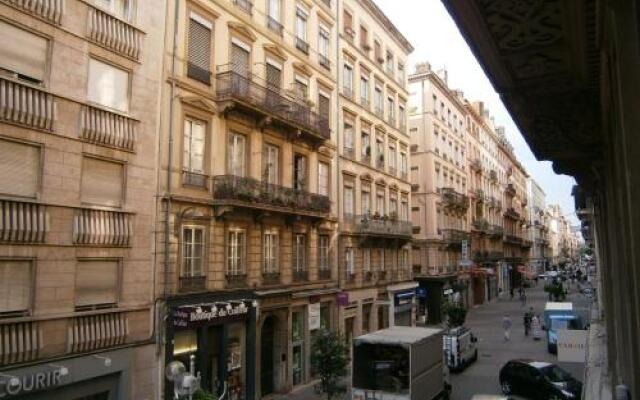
[0, 0, 163, 398]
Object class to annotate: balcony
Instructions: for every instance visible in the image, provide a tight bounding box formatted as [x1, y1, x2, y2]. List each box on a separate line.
[226, 273, 247, 288]
[472, 217, 489, 232]
[441, 187, 469, 211]
[504, 207, 520, 220]
[488, 251, 504, 261]
[470, 158, 482, 172]
[215, 70, 330, 142]
[296, 37, 310, 54]
[505, 183, 516, 197]
[393, 269, 413, 281]
[187, 62, 211, 85]
[427, 265, 457, 276]
[343, 147, 355, 159]
[266, 16, 283, 36]
[363, 271, 373, 282]
[80, 104, 138, 151]
[504, 234, 523, 245]
[318, 54, 331, 70]
[318, 268, 331, 280]
[0, 76, 55, 131]
[5, 0, 63, 24]
[179, 275, 206, 292]
[72, 209, 133, 246]
[233, 0, 253, 14]
[522, 239, 533, 248]
[182, 170, 209, 188]
[262, 272, 281, 285]
[344, 271, 356, 284]
[293, 269, 308, 282]
[487, 224, 504, 238]
[87, 5, 142, 60]
[354, 214, 412, 241]
[489, 170, 498, 181]
[473, 188, 484, 201]
[212, 175, 330, 218]
[377, 270, 388, 281]
[441, 229, 469, 248]
[0, 199, 47, 243]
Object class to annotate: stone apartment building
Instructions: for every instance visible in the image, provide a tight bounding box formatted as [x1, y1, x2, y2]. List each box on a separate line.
[155, 0, 341, 398]
[465, 101, 505, 306]
[408, 63, 472, 323]
[526, 178, 549, 273]
[335, 0, 414, 343]
[0, 0, 163, 398]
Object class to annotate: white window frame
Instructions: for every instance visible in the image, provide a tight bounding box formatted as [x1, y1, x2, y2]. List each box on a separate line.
[182, 225, 205, 277]
[227, 228, 246, 275]
[263, 229, 279, 274]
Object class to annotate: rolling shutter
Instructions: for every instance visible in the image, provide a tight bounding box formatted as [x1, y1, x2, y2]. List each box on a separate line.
[231, 43, 250, 77]
[188, 16, 212, 83]
[81, 157, 124, 207]
[75, 260, 119, 308]
[0, 261, 31, 314]
[0, 21, 48, 82]
[0, 139, 40, 198]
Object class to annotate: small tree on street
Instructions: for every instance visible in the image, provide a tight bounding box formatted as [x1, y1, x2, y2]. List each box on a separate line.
[311, 329, 349, 400]
[443, 301, 467, 328]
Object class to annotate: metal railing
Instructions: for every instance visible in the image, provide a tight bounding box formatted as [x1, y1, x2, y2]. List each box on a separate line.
[296, 37, 309, 54]
[179, 275, 206, 292]
[182, 171, 208, 188]
[215, 70, 330, 140]
[318, 54, 331, 70]
[441, 229, 469, 244]
[226, 273, 247, 288]
[293, 269, 308, 282]
[212, 175, 331, 215]
[505, 183, 516, 196]
[318, 268, 331, 280]
[472, 218, 489, 232]
[266, 16, 283, 36]
[470, 158, 482, 171]
[488, 224, 504, 238]
[504, 207, 520, 220]
[233, 0, 253, 14]
[441, 187, 469, 209]
[503, 234, 523, 245]
[354, 214, 412, 237]
[262, 272, 280, 285]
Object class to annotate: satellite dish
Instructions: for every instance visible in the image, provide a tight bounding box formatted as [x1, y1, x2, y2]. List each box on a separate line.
[165, 361, 186, 381]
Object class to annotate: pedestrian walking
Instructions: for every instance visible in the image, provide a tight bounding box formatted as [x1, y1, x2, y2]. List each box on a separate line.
[532, 314, 542, 340]
[524, 307, 533, 336]
[520, 288, 527, 306]
[503, 314, 512, 341]
[510, 287, 514, 300]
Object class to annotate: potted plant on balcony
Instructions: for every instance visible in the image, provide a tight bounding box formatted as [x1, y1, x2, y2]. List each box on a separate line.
[372, 211, 380, 220]
[389, 211, 398, 221]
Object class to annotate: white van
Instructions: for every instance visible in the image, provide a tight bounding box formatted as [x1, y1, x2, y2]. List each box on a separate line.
[443, 326, 478, 372]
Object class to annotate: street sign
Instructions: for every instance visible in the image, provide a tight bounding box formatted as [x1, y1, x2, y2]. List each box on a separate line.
[557, 330, 587, 362]
[461, 239, 468, 260]
[308, 303, 320, 330]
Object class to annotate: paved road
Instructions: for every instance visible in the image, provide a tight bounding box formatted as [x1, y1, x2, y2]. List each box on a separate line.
[450, 281, 589, 400]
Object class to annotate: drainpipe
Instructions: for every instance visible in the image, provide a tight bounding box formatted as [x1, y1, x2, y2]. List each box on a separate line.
[335, 0, 342, 328]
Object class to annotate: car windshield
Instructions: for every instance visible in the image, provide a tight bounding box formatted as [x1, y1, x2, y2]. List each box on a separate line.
[541, 365, 572, 382]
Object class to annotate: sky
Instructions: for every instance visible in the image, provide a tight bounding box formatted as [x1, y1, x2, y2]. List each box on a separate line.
[375, 0, 579, 225]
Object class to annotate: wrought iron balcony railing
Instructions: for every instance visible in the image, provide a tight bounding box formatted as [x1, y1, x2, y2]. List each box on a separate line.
[266, 16, 283, 36]
[522, 239, 533, 248]
[503, 234, 523, 245]
[472, 218, 489, 232]
[470, 158, 482, 171]
[489, 170, 498, 181]
[473, 188, 484, 201]
[296, 37, 309, 54]
[354, 214, 412, 238]
[318, 268, 331, 280]
[293, 269, 308, 282]
[318, 54, 331, 70]
[215, 70, 330, 141]
[179, 275, 206, 292]
[262, 271, 281, 285]
[504, 207, 520, 220]
[441, 187, 469, 210]
[226, 273, 247, 288]
[212, 175, 330, 216]
[441, 229, 469, 246]
[505, 183, 516, 197]
[234, 0, 253, 14]
[487, 224, 504, 238]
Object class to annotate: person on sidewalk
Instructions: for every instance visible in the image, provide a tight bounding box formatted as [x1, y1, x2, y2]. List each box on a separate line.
[503, 313, 512, 341]
[532, 314, 542, 340]
[524, 307, 533, 336]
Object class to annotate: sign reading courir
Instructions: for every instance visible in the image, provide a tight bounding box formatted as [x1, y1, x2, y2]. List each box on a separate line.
[173, 301, 251, 329]
[0, 369, 64, 398]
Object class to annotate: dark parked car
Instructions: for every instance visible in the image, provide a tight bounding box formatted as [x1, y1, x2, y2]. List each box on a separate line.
[499, 360, 582, 399]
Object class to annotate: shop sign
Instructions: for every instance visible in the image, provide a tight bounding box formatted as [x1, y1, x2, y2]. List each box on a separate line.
[0, 369, 64, 398]
[461, 239, 468, 260]
[337, 292, 349, 306]
[558, 330, 587, 363]
[394, 290, 414, 306]
[416, 287, 427, 299]
[308, 303, 321, 330]
[443, 288, 454, 296]
[173, 302, 249, 329]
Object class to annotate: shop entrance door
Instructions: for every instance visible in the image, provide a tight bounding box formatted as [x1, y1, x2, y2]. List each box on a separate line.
[261, 316, 276, 396]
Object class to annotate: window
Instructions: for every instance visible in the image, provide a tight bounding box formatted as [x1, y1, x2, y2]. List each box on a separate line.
[343, 10, 353, 35]
[262, 143, 279, 184]
[362, 303, 371, 333]
[318, 25, 330, 66]
[294, 154, 307, 190]
[361, 131, 370, 159]
[400, 152, 408, 177]
[75, 259, 119, 309]
[0, 21, 48, 84]
[228, 132, 246, 176]
[386, 51, 394, 75]
[376, 138, 384, 167]
[360, 75, 369, 105]
[388, 96, 396, 122]
[376, 188, 385, 214]
[267, 0, 280, 22]
[374, 86, 383, 114]
[378, 248, 385, 271]
[227, 229, 246, 275]
[401, 197, 408, 220]
[295, 6, 308, 42]
[263, 229, 279, 274]
[231, 41, 250, 77]
[343, 121, 354, 154]
[81, 157, 124, 207]
[87, 58, 129, 112]
[293, 233, 306, 271]
[318, 161, 330, 196]
[265, 59, 282, 89]
[318, 91, 330, 121]
[361, 186, 371, 215]
[398, 62, 405, 82]
[374, 40, 382, 61]
[183, 118, 206, 177]
[318, 234, 329, 271]
[0, 139, 40, 198]
[363, 249, 371, 272]
[343, 182, 354, 218]
[0, 260, 32, 316]
[399, 105, 406, 128]
[187, 13, 212, 84]
[342, 62, 353, 96]
[182, 226, 205, 277]
[345, 247, 354, 274]
[94, 0, 134, 21]
[294, 74, 309, 100]
[389, 195, 398, 215]
[359, 25, 369, 49]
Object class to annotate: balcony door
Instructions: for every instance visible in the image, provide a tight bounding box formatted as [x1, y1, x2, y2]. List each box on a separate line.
[262, 143, 279, 185]
[228, 132, 246, 177]
[293, 154, 307, 191]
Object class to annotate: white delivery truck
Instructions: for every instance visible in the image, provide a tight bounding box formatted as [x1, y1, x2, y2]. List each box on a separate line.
[443, 326, 478, 372]
[351, 327, 451, 400]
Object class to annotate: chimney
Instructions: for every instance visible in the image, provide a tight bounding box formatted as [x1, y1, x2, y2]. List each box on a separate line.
[415, 62, 431, 74]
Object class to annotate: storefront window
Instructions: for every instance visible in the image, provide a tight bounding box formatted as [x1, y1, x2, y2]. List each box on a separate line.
[292, 310, 305, 385]
[320, 302, 331, 330]
[227, 323, 246, 400]
[173, 329, 198, 364]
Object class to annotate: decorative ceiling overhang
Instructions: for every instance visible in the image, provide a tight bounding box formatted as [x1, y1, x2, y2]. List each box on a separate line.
[442, 0, 601, 186]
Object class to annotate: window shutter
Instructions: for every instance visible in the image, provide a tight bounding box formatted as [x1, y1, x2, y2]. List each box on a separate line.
[81, 157, 124, 207]
[318, 94, 329, 120]
[188, 17, 212, 83]
[231, 44, 250, 77]
[0, 139, 40, 198]
[87, 58, 129, 112]
[266, 63, 281, 89]
[75, 260, 119, 308]
[0, 21, 48, 82]
[0, 260, 32, 314]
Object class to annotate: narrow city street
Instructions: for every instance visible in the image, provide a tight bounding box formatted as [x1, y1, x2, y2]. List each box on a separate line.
[450, 282, 589, 400]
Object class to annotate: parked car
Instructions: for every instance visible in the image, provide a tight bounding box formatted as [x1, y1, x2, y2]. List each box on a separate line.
[499, 360, 582, 399]
[471, 396, 512, 400]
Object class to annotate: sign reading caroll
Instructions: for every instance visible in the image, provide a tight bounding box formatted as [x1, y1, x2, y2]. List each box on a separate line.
[0, 369, 64, 398]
